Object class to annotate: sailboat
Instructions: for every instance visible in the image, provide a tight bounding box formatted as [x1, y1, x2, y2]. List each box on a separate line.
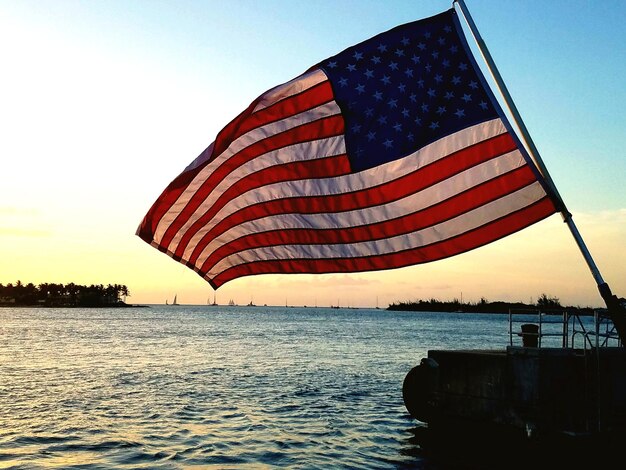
[172, 294, 178, 306]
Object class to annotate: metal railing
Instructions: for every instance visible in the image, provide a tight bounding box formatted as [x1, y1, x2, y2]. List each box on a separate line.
[509, 308, 621, 350]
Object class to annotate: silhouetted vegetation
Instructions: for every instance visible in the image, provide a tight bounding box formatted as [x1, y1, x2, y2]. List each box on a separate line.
[0, 281, 130, 307]
[388, 293, 595, 315]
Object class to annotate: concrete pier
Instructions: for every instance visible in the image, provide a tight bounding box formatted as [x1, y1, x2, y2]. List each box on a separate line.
[404, 347, 626, 467]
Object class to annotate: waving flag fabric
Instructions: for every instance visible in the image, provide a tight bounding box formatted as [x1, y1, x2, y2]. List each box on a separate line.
[137, 8, 557, 288]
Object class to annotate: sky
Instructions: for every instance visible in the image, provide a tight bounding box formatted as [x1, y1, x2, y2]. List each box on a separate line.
[1, 0, 624, 308]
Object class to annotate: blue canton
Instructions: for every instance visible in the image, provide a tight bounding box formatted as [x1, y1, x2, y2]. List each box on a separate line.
[320, 9, 498, 172]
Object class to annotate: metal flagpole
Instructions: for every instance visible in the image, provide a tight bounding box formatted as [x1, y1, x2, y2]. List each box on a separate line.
[453, 0, 625, 342]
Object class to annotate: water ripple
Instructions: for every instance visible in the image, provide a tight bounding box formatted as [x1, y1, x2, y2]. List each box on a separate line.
[0, 306, 522, 468]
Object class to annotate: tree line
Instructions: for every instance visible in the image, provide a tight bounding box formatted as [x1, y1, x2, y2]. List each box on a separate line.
[0, 281, 130, 307]
[387, 293, 596, 314]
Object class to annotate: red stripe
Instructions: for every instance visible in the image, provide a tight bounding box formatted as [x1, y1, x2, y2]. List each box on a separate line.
[218, 81, 335, 154]
[136, 145, 214, 243]
[208, 197, 557, 287]
[137, 79, 332, 244]
[160, 114, 345, 251]
[198, 165, 537, 272]
[186, 132, 517, 265]
[174, 153, 352, 260]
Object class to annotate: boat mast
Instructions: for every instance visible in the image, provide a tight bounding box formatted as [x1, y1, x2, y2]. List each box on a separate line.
[454, 0, 626, 342]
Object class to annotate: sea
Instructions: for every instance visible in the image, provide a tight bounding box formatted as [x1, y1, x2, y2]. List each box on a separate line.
[0, 306, 594, 469]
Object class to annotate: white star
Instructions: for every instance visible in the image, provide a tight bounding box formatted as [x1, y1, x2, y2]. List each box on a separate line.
[429, 121, 439, 130]
[455, 108, 465, 118]
[364, 69, 374, 79]
[383, 139, 394, 149]
[380, 75, 391, 85]
[377, 43, 387, 53]
[353, 51, 363, 61]
[339, 77, 348, 87]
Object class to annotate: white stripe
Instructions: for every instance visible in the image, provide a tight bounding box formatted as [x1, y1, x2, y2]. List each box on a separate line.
[207, 181, 547, 276]
[180, 70, 327, 173]
[193, 150, 527, 268]
[154, 99, 341, 245]
[253, 69, 328, 112]
[178, 118, 508, 260]
[172, 135, 346, 256]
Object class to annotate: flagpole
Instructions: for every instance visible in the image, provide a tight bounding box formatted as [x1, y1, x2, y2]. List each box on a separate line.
[453, 0, 625, 341]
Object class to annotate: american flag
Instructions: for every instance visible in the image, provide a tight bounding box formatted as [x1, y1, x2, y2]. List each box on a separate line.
[137, 9, 557, 289]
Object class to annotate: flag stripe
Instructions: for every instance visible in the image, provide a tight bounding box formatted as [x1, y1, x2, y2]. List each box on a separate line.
[199, 164, 537, 273]
[159, 113, 346, 251]
[252, 69, 328, 113]
[154, 100, 343, 245]
[208, 195, 556, 287]
[138, 70, 334, 244]
[156, 117, 506, 253]
[220, 81, 335, 150]
[208, 181, 548, 275]
[193, 150, 527, 268]
[185, 131, 517, 264]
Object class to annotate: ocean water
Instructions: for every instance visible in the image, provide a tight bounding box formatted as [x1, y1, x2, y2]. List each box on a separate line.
[0, 306, 568, 469]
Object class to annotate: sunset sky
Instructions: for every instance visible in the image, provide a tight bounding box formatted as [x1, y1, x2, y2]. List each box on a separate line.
[1, 0, 624, 308]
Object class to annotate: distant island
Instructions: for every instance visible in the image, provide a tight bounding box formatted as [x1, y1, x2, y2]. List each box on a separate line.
[0, 281, 131, 307]
[387, 293, 602, 315]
